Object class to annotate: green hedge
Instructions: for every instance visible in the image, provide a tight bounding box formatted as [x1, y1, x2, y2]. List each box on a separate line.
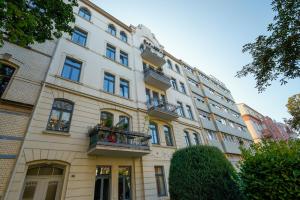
[239, 140, 300, 200]
[169, 145, 243, 200]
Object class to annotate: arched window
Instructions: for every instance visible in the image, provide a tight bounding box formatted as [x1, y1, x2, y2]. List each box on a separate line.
[47, 99, 74, 132]
[118, 115, 130, 131]
[149, 122, 159, 144]
[120, 31, 127, 42]
[22, 163, 65, 199]
[163, 125, 173, 146]
[78, 7, 91, 21]
[167, 59, 172, 69]
[0, 63, 15, 97]
[108, 24, 116, 36]
[100, 111, 114, 128]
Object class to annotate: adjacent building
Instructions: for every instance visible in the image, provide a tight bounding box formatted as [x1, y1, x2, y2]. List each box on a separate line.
[0, 40, 57, 198]
[1, 0, 252, 199]
[237, 103, 295, 142]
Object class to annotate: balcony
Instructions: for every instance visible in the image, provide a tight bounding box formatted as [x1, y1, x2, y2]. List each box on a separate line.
[147, 100, 179, 120]
[208, 140, 224, 152]
[215, 122, 252, 140]
[200, 118, 217, 131]
[88, 125, 151, 157]
[144, 68, 171, 90]
[223, 141, 241, 154]
[140, 41, 166, 67]
[195, 100, 210, 113]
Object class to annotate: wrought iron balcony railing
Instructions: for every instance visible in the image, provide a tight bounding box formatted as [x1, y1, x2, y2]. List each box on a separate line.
[147, 99, 179, 120]
[88, 125, 151, 157]
[144, 67, 171, 90]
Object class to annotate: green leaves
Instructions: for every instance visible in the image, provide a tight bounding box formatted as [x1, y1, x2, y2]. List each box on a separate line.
[239, 140, 300, 199]
[0, 0, 78, 47]
[236, 0, 300, 92]
[169, 145, 244, 200]
[285, 94, 300, 132]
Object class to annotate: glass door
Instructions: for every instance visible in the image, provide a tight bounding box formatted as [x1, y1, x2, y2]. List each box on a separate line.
[94, 166, 111, 200]
[118, 166, 131, 200]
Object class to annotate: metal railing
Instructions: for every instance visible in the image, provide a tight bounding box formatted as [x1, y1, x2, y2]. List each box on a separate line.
[147, 99, 178, 114]
[89, 125, 151, 150]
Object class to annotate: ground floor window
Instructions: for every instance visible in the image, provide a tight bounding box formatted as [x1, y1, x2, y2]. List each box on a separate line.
[154, 166, 167, 196]
[21, 163, 64, 200]
[118, 166, 131, 200]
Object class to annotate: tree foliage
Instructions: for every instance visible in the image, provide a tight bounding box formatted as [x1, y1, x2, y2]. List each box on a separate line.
[239, 140, 300, 200]
[286, 93, 300, 132]
[0, 0, 78, 47]
[236, 0, 300, 92]
[169, 145, 243, 200]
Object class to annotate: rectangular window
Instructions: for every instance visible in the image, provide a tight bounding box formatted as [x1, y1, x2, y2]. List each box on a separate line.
[145, 88, 151, 105]
[154, 166, 167, 197]
[120, 79, 129, 98]
[171, 78, 178, 90]
[175, 64, 181, 74]
[184, 131, 191, 146]
[177, 101, 185, 117]
[61, 57, 82, 82]
[163, 126, 173, 146]
[71, 28, 87, 46]
[120, 51, 128, 66]
[103, 72, 115, 93]
[106, 44, 116, 60]
[198, 110, 211, 121]
[188, 78, 198, 87]
[180, 82, 186, 94]
[118, 166, 131, 200]
[149, 122, 159, 144]
[186, 105, 194, 120]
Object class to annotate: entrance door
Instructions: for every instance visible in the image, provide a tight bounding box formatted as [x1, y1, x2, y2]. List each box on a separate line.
[22, 176, 63, 200]
[22, 164, 64, 200]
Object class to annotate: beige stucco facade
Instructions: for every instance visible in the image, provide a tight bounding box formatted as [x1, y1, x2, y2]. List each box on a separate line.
[1, 0, 253, 199]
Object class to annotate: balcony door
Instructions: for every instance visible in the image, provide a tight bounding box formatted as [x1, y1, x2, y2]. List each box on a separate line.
[152, 91, 159, 106]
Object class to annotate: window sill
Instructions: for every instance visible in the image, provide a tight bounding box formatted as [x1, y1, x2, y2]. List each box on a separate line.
[102, 55, 132, 70]
[54, 75, 83, 85]
[100, 89, 134, 102]
[151, 144, 177, 149]
[105, 30, 130, 46]
[66, 38, 89, 50]
[43, 130, 70, 136]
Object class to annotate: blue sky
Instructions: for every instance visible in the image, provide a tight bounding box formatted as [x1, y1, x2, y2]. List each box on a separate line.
[93, 0, 300, 122]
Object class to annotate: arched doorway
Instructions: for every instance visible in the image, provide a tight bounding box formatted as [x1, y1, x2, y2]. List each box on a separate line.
[21, 163, 65, 200]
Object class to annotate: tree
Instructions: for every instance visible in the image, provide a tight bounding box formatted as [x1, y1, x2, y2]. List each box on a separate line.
[286, 93, 300, 132]
[169, 145, 243, 200]
[239, 140, 300, 200]
[236, 0, 300, 92]
[0, 0, 77, 47]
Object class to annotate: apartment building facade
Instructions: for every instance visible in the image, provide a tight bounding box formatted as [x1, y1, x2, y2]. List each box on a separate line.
[2, 0, 252, 199]
[0, 39, 57, 199]
[237, 103, 294, 142]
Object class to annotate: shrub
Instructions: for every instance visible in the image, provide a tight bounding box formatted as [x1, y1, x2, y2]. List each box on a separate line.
[239, 140, 300, 200]
[169, 145, 243, 200]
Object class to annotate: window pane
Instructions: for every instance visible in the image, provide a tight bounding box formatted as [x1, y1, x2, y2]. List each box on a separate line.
[70, 67, 80, 81]
[45, 181, 58, 200]
[22, 181, 37, 200]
